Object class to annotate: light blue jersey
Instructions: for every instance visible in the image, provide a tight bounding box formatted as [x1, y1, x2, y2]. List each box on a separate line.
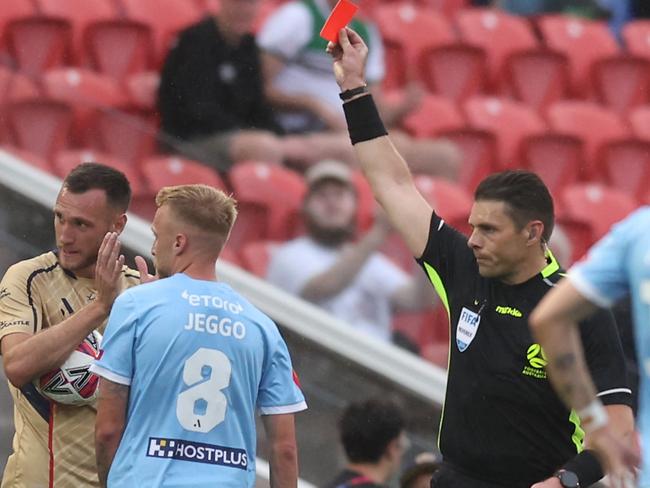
[91, 273, 307, 487]
[569, 207, 650, 487]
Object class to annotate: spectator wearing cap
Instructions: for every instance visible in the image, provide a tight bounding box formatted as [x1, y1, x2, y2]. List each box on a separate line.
[266, 160, 437, 345]
[323, 398, 408, 488]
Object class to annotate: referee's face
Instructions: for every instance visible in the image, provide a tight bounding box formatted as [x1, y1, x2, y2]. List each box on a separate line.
[467, 199, 532, 283]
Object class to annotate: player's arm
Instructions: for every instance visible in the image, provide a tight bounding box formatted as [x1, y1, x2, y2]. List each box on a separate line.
[1, 233, 124, 387]
[529, 279, 639, 483]
[95, 378, 129, 488]
[329, 28, 432, 258]
[262, 413, 299, 488]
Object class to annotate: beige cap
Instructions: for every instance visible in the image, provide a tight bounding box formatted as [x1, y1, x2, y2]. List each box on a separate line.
[305, 160, 353, 188]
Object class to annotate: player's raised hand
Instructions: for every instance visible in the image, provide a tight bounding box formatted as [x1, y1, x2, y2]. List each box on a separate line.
[135, 255, 157, 284]
[95, 232, 125, 313]
[327, 27, 368, 91]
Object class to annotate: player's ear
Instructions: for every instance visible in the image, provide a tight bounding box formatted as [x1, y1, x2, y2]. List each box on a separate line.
[526, 221, 543, 244]
[112, 213, 127, 234]
[174, 234, 187, 255]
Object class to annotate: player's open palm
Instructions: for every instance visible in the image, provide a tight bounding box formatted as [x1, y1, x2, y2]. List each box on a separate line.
[95, 232, 125, 312]
[135, 255, 157, 284]
[327, 27, 368, 91]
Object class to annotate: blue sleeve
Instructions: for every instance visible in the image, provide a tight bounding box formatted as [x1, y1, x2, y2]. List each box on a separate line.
[257, 326, 307, 415]
[91, 292, 138, 385]
[569, 218, 633, 308]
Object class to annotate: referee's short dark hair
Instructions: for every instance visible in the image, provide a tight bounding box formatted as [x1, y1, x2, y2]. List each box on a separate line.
[63, 162, 132, 212]
[474, 170, 554, 242]
[339, 398, 405, 464]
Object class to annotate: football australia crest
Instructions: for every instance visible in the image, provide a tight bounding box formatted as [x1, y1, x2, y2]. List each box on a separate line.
[456, 307, 481, 352]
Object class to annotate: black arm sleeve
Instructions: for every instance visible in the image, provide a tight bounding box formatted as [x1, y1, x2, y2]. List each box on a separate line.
[580, 308, 633, 407]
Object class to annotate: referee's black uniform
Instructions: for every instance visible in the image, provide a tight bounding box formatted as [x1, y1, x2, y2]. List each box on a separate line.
[418, 212, 632, 488]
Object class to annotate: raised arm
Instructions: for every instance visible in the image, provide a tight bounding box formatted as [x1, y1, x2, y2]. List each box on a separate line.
[328, 28, 433, 258]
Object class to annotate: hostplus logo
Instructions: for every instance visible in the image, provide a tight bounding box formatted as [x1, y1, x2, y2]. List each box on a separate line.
[522, 343, 547, 379]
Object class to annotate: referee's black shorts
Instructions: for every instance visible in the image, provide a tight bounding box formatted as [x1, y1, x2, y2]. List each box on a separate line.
[430, 464, 511, 488]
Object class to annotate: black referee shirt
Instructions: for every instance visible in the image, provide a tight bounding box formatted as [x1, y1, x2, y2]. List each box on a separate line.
[417, 212, 632, 488]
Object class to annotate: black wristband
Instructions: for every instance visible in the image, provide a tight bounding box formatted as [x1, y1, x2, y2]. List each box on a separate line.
[339, 85, 368, 101]
[342, 94, 387, 145]
[561, 450, 603, 487]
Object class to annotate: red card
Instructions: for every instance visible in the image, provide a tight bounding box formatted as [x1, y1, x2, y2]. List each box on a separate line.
[320, 0, 359, 43]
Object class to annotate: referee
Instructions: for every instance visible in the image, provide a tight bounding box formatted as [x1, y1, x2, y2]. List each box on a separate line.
[327, 28, 635, 488]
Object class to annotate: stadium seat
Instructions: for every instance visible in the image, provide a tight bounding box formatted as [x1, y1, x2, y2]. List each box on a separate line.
[1, 146, 55, 173]
[592, 54, 650, 115]
[519, 133, 584, 198]
[0, 67, 40, 105]
[6, 16, 73, 76]
[622, 20, 650, 61]
[629, 105, 650, 141]
[5, 99, 73, 160]
[85, 109, 158, 164]
[554, 216, 593, 264]
[42, 68, 128, 107]
[597, 138, 650, 202]
[418, 43, 488, 103]
[399, 93, 464, 139]
[228, 161, 307, 246]
[503, 49, 570, 112]
[141, 156, 227, 193]
[374, 3, 456, 89]
[36, 0, 117, 62]
[546, 101, 628, 177]
[414, 175, 473, 234]
[84, 19, 154, 82]
[125, 71, 160, 110]
[219, 245, 241, 267]
[421, 0, 469, 17]
[463, 96, 546, 169]
[559, 183, 637, 243]
[0, 0, 35, 45]
[437, 127, 498, 192]
[538, 15, 619, 95]
[455, 8, 538, 87]
[239, 240, 281, 278]
[121, 0, 201, 64]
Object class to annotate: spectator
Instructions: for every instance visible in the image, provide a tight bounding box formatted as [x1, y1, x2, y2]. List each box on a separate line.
[323, 398, 407, 488]
[257, 0, 460, 179]
[267, 160, 437, 345]
[158, 0, 360, 172]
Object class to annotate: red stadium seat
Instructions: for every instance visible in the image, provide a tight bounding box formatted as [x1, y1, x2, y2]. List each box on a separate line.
[421, 0, 469, 17]
[455, 8, 538, 87]
[42, 68, 128, 107]
[554, 216, 593, 264]
[5, 99, 73, 160]
[418, 43, 488, 103]
[437, 127, 498, 192]
[400, 93, 464, 139]
[559, 183, 637, 243]
[141, 156, 226, 193]
[6, 16, 72, 76]
[125, 71, 160, 110]
[597, 138, 650, 202]
[84, 19, 154, 82]
[219, 245, 241, 267]
[121, 0, 201, 63]
[414, 175, 473, 234]
[622, 20, 650, 61]
[85, 109, 158, 164]
[228, 161, 307, 246]
[1, 146, 55, 173]
[36, 0, 117, 62]
[374, 3, 456, 89]
[239, 240, 281, 278]
[519, 133, 584, 198]
[463, 96, 546, 169]
[0, 0, 35, 45]
[538, 15, 619, 95]
[592, 55, 650, 115]
[0, 67, 40, 104]
[546, 101, 628, 177]
[629, 105, 650, 141]
[503, 49, 570, 112]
